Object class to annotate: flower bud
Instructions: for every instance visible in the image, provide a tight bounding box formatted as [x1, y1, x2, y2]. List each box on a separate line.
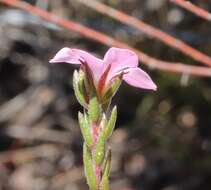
[73, 70, 88, 108]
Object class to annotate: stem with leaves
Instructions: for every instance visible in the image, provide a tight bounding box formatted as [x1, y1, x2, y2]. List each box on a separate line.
[73, 69, 118, 190]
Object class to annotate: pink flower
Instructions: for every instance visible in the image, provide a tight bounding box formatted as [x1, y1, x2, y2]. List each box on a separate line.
[50, 47, 157, 95]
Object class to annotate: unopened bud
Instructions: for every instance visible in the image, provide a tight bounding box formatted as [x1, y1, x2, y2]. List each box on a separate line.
[73, 70, 88, 108]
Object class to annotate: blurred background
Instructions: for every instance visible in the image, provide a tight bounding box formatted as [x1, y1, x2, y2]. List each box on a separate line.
[0, 0, 211, 190]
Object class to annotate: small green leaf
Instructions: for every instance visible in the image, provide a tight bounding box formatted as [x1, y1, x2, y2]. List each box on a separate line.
[73, 70, 87, 108]
[88, 96, 101, 123]
[100, 176, 110, 190]
[100, 150, 111, 190]
[102, 99, 111, 113]
[99, 114, 107, 130]
[103, 106, 117, 140]
[83, 143, 97, 190]
[101, 79, 121, 111]
[94, 134, 105, 165]
[102, 78, 121, 102]
[78, 112, 93, 147]
[102, 149, 111, 177]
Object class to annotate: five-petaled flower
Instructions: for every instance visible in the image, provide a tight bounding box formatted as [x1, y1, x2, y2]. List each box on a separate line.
[50, 47, 157, 96]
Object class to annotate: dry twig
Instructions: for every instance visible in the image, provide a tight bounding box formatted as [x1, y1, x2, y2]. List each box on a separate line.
[171, 0, 211, 22]
[76, 0, 211, 67]
[1, 0, 211, 77]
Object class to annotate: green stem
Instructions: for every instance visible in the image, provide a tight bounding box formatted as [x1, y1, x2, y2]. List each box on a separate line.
[74, 70, 115, 190]
[91, 123, 102, 189]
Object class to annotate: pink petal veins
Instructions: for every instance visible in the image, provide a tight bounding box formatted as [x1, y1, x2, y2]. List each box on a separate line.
[123, 68, 157, 90]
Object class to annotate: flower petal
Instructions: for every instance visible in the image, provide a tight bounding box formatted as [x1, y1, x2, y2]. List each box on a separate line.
[49, 47, 82, 64]
[123, 68, 157, 90]
[50, 48, 104, 85]
[103, 47, 139, 83]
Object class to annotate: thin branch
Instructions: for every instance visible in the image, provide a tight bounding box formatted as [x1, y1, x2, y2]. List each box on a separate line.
[171, 0, 211, 22]
[76, 0, 211, 67]
[1, 0, 211, 77]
